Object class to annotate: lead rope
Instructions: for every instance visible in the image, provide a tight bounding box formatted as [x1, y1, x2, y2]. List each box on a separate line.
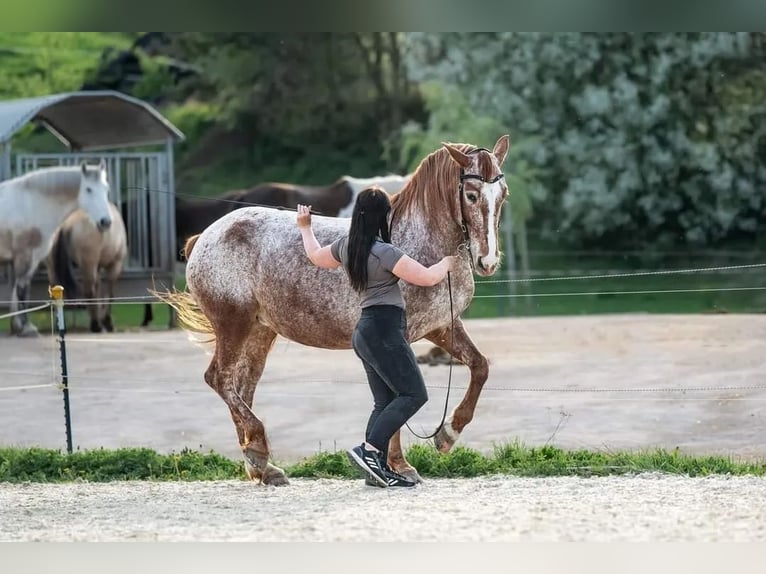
[403, 147, 495, 440]
[405, 271, 454, 440]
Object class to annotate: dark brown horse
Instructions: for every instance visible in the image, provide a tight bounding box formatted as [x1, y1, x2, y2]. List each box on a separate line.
[174, 175, 411, 260]
[158, 137, 509, 486]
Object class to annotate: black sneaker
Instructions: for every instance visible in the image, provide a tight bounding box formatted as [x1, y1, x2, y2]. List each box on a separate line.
[382, 467, 417, 488]
[347, 444, 388, 487]
[364, 466, 417, 488]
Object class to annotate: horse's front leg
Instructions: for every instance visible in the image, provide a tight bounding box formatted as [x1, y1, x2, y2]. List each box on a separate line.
[424, 317, 489, 453]
[10, 258, 39, 337]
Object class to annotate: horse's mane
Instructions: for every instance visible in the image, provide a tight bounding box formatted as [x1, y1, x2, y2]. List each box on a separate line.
[390, 143, 492, 224]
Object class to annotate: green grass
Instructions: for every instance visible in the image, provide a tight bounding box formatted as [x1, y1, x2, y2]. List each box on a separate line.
[0, 33, 135, 100]
[0, 301, 175, 334]
[5, 258, 764, 334]
[0, 447, 245, 482]
[469, 270, 766, 318]
[466, 245, 766, 319]
[1, 443, 764, 482]
[0, 276, 185, 334]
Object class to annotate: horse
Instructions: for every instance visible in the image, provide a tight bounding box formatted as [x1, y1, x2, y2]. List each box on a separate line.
[173, 174, 411, 260]
[235, 174, 411, 219]
[174, 189, 247, 263]
[158, 135, 510, 486]
[134, 174, 412, 329]
[0, 162, 113, 337]
[46, 201, 128, 333]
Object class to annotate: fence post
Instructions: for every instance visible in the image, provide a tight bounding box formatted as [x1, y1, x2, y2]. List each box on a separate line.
[49, 285, 73, 455]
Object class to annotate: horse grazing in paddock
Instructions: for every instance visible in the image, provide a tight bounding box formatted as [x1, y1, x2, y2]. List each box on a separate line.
[174, 174, 411, 258]
[174, 190, 247, 263]
[339, 174, 412, 213]
[235, 174, 412, 220]
[0, 162, 113, 337]
[159, 137, 508, 485]
[46, 202, 128, 333]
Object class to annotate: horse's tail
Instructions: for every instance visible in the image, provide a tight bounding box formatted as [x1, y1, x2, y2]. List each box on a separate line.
[50, 229, 79, 299]
[182, 234, 201, 261]
[151, 286, 216, 345]
[150, 234, 215, 344]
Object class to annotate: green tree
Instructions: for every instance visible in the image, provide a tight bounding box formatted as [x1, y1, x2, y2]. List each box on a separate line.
[169, 33, 425, 183]
[405, 33, 766, 249]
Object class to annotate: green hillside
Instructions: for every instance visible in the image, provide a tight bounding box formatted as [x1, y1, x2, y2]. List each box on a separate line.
[0, 33, 135, 99]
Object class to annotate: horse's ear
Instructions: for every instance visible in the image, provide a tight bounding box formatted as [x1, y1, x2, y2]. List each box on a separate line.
[442, 142, 473, 169]
[80, 161, 88, 176]
[98, 159, 106, 171]
[493, 135, 510, 165]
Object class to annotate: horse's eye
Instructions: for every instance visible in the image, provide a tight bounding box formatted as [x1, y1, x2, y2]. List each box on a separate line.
[466, 193, 478, 203]
[86, 187, 92, 194]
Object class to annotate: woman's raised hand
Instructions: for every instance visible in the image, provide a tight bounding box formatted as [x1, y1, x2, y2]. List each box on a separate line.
[296, 204, 312, 229]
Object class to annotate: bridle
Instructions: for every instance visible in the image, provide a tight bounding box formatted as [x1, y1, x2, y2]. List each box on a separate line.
[405, 146, 505, 442]
[456, 147, 505, 273]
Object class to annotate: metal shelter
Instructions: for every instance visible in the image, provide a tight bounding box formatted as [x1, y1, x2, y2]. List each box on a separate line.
[0, 91, 185, 321]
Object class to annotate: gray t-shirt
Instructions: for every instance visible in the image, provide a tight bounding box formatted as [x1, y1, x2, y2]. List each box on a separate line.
[331, 236, 406, 309]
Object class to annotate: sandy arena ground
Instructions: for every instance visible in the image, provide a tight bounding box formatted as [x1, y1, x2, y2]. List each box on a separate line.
[1, 313, 765, 541]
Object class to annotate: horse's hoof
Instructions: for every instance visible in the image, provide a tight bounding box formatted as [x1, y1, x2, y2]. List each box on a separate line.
[102, 317, 114, 332]
[433, 424, 458, 454]
[398, 467, 424, 484]
[17, 324, 40, 338]
[89, 320, 102, 333]
[261, 464, 290, 486]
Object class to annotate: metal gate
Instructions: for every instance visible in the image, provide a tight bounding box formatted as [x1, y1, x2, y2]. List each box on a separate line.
[15, 152, 175, 276]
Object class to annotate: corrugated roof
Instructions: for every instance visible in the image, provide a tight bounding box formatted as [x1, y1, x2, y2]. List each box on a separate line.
[0, 91, 185, 150]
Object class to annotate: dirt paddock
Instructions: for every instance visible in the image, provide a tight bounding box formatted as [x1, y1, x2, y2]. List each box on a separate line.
[1, 313, 765, 541]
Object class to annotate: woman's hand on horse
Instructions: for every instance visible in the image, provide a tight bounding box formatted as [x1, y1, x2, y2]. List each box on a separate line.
[297, 204, 312, 229]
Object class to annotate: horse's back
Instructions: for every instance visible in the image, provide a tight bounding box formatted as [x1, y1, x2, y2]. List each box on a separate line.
[237, 180, 353, 216]
[186, 207, 359, 346]
[0, 179, 32, 226]
[187, 206, 348, 292]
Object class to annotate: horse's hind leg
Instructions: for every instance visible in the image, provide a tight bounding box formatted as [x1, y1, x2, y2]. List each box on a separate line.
[101, 262, 122, 332]
[205, 320, 286, 485]
[141, 304, 154, 327]
[424, 318, 490, 454]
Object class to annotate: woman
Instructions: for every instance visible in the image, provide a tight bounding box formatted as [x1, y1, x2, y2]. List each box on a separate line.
[296, 186, 457, 488]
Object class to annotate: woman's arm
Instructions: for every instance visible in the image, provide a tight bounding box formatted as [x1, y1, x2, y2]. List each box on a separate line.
[297, 204, 341, 269]
[392, 254, 457, 287]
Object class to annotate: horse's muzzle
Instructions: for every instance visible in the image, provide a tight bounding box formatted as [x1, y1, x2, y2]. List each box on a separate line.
[97, 217, 112, 231]
[476, 257, 497, 276]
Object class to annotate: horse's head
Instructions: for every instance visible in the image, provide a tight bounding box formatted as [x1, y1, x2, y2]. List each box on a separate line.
[442, 135, 510, 277]
[77, 160, 113, 231]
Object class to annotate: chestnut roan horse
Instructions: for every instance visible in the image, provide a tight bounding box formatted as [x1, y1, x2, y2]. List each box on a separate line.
[160, 136, 510, 486]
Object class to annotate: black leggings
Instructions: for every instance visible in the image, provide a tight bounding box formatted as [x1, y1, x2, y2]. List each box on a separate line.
[351, 305, 428, 461]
